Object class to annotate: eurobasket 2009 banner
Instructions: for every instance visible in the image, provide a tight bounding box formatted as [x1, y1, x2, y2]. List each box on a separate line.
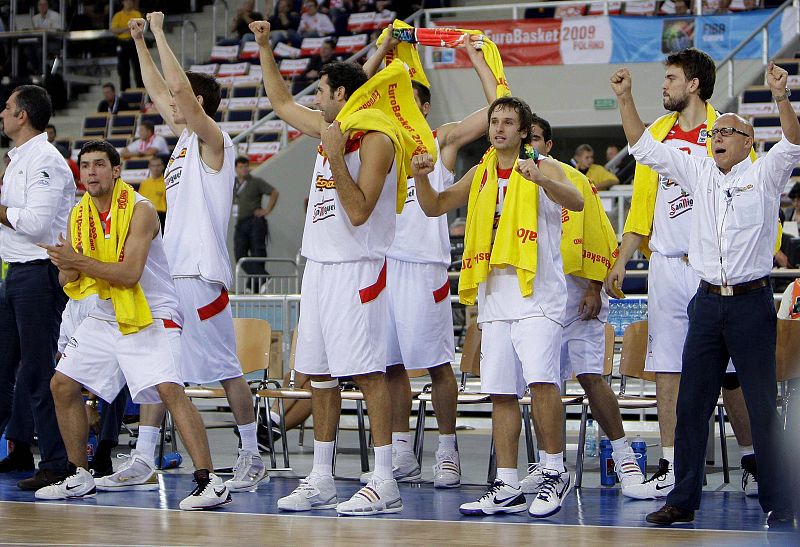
[431, 8, 798, 68]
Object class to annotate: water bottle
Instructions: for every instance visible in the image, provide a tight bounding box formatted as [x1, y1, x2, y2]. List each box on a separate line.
[159, 451, 182, 469]
[0, 433, 7, 459]
[86, 430, 98, 463]
[584, 419, 598, 457]
[632, 436, 647, 476]
[599, 438, 617, 486]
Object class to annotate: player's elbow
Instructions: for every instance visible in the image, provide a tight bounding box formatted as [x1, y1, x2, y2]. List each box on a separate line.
[566, 193, 584, 212]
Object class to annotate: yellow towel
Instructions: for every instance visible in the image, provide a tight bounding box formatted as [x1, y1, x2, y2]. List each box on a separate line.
[65, 179, 153, 334]
[377, 20, 511, 99]
[558, 160, 620, 281]
[334, 58, 436, 214]
[459, 147, 539, 305]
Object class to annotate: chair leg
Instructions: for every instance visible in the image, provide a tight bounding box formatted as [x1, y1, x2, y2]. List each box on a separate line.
[277, 398, 290, 469]
[156, 412, 168, 470]
[414, 399, 427, 467]
[262, 396, 277, 469]
[487, 436, 497, 485]
[717, 404, 730, 484]
[576, 402, 589, 488]
[522, 404, 535, 465]
[356, 400, 370, 473]
[299, 421, 306, 447]
[332, 421, 340, 476]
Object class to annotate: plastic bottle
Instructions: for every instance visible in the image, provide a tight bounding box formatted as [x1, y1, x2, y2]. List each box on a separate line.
[86, 430, 97, 463]
[584, 419, 598, 457]
[0, 433, 7, 459]
[631, 436, 647, 476]
[159, 451, 183, 469]
[599, 438, 617, 486]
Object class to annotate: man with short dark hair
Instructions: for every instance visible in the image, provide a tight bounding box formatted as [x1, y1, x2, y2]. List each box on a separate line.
[572, 143, 619, 190]
[233, 156, 279, 291]
[121, 121, 170, 158]
[0, 84, 74, 491]
[97, 83, 131, 114]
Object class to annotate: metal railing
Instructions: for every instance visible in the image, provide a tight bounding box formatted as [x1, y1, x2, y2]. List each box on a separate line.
[180, 19, 198, 68]
[212, 0, 230, 47]
[234, 257, 300, 295]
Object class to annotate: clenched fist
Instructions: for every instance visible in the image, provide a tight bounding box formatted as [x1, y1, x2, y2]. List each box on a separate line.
[610, 68, 632, 97]
[411, 153, 435, 176]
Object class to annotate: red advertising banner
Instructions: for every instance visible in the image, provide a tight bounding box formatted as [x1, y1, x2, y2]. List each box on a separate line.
[433, 19, 563, 68]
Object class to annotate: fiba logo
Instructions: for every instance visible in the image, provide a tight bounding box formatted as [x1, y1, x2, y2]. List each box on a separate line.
[703, 22, 726, 43]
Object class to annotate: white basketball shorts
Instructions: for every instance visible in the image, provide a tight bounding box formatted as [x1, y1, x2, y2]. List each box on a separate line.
[561, 275, 608, 379]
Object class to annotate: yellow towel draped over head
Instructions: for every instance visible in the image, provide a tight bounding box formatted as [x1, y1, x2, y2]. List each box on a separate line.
[334, 58, 436, 213]
[64, 178, 153, 334]
[377, 19, 512, 99]
[558, 160, 620, 280]
[458, 147, 539, 305]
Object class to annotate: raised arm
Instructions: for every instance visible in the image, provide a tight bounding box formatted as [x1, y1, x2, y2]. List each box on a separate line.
[129, 18, 184, 135]
[322, 123, 394, 226]
[519, 157, 583, 211]
[610, 68, 646, 147]
[363, 26, 398, 78]
[42, 201, 160, 289]
[411, 153, 473, 217]
[147, 12, 224, 170]
[768, 61, 800, 145]
[250, 20, 325, 138]
[437, 42, 497, 172]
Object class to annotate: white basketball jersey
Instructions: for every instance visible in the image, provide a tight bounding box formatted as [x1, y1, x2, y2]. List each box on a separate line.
[301, 132, 398, 263]
[92, 194, 183, 324]
[650, 121, 706, 257]
[163, 128, 236, 288]
[386, 138, 453, 266]
[478, 167, 567, 324]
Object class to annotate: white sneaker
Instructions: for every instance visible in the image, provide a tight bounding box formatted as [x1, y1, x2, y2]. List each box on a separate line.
[277, 473, 338, 511]
[95, 450, 159, 492]
[459, 480, 527, 516]
[613, 447, 645, 494]
[359, 450, 422, 485]
[622, 458, 674, 500]
[336, 477, 403, 516]
[433, 449, 461, 488]
[224, 450, 269, 493]
[179, 470, 232, 511]
[35, 467, 96, 500]
[528, 468, 573, 518]
[741, 455, 759, 498]
[520, 462, 546, 494]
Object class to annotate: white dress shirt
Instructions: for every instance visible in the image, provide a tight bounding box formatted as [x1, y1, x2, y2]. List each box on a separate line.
[0, 132, 75, 263]
[629, 131, 800, 285]
[31, 10, 62, 31]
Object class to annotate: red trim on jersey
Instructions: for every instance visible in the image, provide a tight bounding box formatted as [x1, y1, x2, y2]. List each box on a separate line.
[318, 131, 367, 163]
[497, 166, 513, 179]
[432, 279, 450, 304]
[163, 319, 182, 329]
[666, 121, 707, 145]
[98, 210, 111, 237]
[197, 289, 229, 320]
[358, 260, 387, 304]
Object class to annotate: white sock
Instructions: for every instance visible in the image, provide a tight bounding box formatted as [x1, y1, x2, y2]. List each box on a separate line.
[135, 426, 161, 465]
[538, 449, 546, 465]
[544, 452, 566, 473]
[311, 440, 335, 477]
[237, 422, 258, 454]
[662, 446, 674, 463]
[373, 444, 393, 481]
[739, 444, 754, 457]
[610, 436, 629, 453]
[497, 467, 519, 488]
[438, 434, 457, 452]
[392, 432, 414, 454]
[270, 411, 281, 425]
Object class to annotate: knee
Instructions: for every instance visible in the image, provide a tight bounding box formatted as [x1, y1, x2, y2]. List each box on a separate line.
[577, 373, 603, 392]
[385, 364, 406, 382]
[155, 382, 183, 404]
[49, 372, 80, 401]
[530, 382, 559, 397]
[309, 376, 339, 391]
[428, 363, 454, 382]
[352, 371, 383, 390]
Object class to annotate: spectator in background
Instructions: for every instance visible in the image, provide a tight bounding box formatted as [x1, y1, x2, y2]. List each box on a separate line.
[45, 124, 68, 156]
[784, 182, 800, 221]
[298, 0, 335, 38]
[233, 156, 279, 291]
[292, 38, 340, 93]
[572, 143, 619, 189]
[32, 0, 61, 30]
[97, 83, 131, 114]
[606, 144, 620, 164]
[269, 0, 301, 47]
[120, 120, 169, 158]
[111, 0, 144, 91]
[231, 0, 263, 41]
[138, 154, 168, 230]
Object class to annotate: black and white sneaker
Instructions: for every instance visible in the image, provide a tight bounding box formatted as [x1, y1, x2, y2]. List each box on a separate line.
[528, 468, 573, 518]
[459, 480, 527, 515]
[34, 466, 96, 500]
[741, 454, 759, 498]
[179, 469, 232, 511]
[622, 458, 674, 500]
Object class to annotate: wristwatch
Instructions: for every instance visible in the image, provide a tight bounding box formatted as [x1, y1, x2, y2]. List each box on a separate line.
[773, 87, 792, 102]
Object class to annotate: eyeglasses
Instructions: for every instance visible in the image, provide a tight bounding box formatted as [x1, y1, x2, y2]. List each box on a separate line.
[709, 127, 751, 138]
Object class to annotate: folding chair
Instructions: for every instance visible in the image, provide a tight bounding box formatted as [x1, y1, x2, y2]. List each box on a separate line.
[777, 318, 800, 423]
[82, 114, 109, 137]
[109, 111, 139, 136]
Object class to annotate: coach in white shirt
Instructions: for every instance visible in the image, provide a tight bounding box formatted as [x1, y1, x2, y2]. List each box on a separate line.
[31, 0, 62, 31]
[0, 85, 74, 490]
[611, 62, 798, 527]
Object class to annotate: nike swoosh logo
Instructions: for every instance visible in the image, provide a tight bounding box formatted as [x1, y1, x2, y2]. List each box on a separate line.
[214, 487, 227, 496]
[493, 494, 519, 504]
[65, 483, 82, 491]
[655, 483, 674, 490]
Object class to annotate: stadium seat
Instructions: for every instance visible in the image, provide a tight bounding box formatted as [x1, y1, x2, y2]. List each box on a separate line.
[227, 109, 255, 122]
[119, 89, 146, 110]
[82, 114, 109, 137]
[109, 111, 139, 137]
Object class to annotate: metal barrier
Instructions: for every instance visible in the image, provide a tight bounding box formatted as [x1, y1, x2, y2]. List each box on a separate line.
[234, 257, 300, 295]
[180, 19, 198, 68]
[212, 0, 230, 48]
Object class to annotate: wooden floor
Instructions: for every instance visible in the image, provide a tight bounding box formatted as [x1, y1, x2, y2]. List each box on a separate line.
[0, 501, 788, 546]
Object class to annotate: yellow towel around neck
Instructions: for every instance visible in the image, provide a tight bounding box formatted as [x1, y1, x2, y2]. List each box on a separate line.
[377, 20, 511, 99]
[458, 147, 539, 305]
[558, 160, 619, 280]
[64, 179, 153, 334]
[333, 58, 436, 214]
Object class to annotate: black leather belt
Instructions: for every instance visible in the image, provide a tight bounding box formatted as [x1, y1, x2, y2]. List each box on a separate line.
[699, 277, 769, 297]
